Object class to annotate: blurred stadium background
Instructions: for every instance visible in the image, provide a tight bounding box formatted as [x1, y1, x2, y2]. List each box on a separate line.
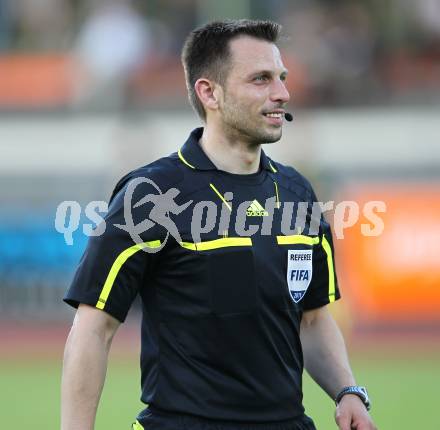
[0, 0, 439, 428]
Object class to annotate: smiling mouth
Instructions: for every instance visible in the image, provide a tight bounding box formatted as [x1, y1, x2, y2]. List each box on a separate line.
[263, 112, 283, 119]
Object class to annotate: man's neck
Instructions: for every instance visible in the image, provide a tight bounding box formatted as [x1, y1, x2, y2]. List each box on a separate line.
[199, 125, 261, 175]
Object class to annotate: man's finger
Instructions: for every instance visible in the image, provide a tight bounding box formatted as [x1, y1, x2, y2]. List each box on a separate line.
[335, 410, 351, 430]
[350, 418, 376, 430]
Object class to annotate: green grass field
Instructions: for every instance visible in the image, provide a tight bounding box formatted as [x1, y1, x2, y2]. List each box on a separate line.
[0, 352, 438, 429]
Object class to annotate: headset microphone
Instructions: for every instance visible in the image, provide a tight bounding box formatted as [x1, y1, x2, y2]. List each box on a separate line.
[284, 112, 293, 122]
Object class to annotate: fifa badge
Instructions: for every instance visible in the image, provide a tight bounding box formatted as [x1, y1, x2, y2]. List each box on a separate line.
[287, 250, 313, 303]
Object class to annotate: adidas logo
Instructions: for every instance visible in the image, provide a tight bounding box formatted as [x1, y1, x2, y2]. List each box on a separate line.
[246, 199, 268, 217]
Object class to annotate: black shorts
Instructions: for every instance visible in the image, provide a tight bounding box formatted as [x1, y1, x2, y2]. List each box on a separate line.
[133, 407, 317, 430]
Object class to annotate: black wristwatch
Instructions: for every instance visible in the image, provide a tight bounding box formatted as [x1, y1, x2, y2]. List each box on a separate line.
[335, 386, 371, 411]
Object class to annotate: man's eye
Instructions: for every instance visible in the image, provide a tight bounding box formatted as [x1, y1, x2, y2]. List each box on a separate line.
[254, 75, 269, 82]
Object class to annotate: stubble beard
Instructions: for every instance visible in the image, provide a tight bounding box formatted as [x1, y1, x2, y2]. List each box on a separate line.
[221, 94, 282, 145]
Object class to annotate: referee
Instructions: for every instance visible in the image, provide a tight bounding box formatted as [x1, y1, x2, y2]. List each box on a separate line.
[61, 20, 377, 430]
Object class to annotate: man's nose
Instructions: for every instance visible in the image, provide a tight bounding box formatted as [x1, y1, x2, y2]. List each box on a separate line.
[270, 79, 290, 104]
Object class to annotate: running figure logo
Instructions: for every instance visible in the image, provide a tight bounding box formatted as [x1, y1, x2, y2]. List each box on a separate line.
[115, 177, 192, 252]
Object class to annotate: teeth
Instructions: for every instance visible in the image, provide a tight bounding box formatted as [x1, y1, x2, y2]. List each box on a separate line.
[266, 113, 282, 118]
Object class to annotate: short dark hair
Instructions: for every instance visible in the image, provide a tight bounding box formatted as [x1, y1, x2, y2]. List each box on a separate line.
[181, 19, 282, 121]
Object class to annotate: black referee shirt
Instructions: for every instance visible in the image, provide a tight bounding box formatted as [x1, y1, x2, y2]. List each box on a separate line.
[64, 127, 340, 422]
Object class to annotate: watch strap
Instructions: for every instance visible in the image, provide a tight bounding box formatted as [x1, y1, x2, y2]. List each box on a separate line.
[335, 386, 371, 411]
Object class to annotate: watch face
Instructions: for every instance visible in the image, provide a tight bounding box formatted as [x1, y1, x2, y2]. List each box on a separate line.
[359, 387, 368, 395]
[356, 387, 368, 398]
[355, 387, 370, 410]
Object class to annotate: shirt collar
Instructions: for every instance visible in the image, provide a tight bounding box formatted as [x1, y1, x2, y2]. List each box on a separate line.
[178, 127, 276, 173]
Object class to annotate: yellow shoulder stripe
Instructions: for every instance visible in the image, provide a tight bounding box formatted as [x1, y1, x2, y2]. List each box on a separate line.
[178, 148, 196, 169]
[96, 240, 161, 310]
[268, 161, 277, 173]
[132, 420, 144, 430]
[276, 235, 320, 246]
[321, 235, 336, 303]
[273, 181, 280, 209]
[209, 183, 232, 211]
[180, 237, 252, 251]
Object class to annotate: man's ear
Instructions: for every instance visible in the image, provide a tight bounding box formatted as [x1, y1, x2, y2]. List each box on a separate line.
[194, 78, 220, 112]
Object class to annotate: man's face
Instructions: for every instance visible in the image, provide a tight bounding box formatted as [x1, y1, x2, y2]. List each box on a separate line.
[217, 36, 290, 145]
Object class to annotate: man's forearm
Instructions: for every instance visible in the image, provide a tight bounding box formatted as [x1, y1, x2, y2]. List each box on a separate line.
[300, 306, 355, 399]
[61, 313, 113, 430]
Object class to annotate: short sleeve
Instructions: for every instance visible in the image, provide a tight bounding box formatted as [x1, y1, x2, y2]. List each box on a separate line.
[301, 185, 341, 311]
[64, 178, 167, 322]
[301, 219, 340, 310]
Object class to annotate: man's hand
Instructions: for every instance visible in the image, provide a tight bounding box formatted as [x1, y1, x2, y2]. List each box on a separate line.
[335, 395, 377, 430]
